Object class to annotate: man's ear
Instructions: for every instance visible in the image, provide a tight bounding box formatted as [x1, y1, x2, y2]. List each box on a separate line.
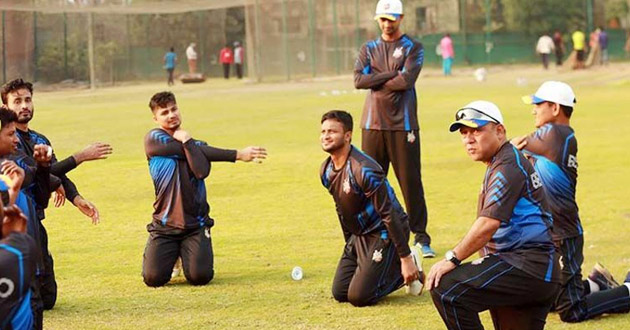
[344, 130, 353, 144]
[552, 103, 562, 117]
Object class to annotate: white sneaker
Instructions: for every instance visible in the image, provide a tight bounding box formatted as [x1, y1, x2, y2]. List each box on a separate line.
[171, 257, 182, 279]
[405, 245, 425, 296]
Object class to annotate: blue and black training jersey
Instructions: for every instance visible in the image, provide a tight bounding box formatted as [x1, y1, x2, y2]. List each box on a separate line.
[0, 232, 38, 330]
[320, 146, 411, 258]
[477, 142, 560, 283]
[354, 34, 424, 131]
[522, 123, 581, 240]
[144, 128, 237, 230]
[16, 128, 76, 220]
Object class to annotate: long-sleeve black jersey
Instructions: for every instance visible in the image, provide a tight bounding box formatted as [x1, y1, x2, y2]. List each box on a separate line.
[354, 35, 424, 131]
[144, 128, 237, 229]
[16, 128, 76, 220]
[0, 233, 38, 330]
[522, 124, 581, 240]
[320, 146, 411, 258]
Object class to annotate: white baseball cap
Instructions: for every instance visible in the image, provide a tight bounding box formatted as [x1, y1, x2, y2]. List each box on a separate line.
[449, 100, 504, 132]
[522, 81, 576, 107]
[374, 0, 403, 21]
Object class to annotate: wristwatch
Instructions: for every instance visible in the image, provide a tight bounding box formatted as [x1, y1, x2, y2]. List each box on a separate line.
[445, 250, 461, 266]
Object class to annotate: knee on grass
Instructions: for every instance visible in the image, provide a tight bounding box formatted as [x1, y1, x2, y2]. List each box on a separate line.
[143, 271, 171, 287]
[185, 269, 214, 286]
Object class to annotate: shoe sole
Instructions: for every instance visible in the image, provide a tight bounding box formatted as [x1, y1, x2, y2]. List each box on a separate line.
[593, 263, 620, 287]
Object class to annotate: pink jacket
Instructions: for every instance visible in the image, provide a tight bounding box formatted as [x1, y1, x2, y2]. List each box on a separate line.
[440, 36, 454, 59]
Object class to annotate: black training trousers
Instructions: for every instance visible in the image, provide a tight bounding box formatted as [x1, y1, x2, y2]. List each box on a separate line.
[361, 129, 430, 245]
[142, 222, 214, 287]
[223, 63, 230, 79]
[332, 232, 405, 307]
[554, 235, 630, 322]
[235, 64, 243, 79]
[38, 222, 57, 310]
[431, 255, 560, 330]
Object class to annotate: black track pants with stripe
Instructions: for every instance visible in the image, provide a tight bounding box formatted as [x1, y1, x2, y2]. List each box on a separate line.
[361, 129, 430, 245]
[332, 233, 405, 307]
[431, 255, 559, 330]
[554, 235, 630, 322]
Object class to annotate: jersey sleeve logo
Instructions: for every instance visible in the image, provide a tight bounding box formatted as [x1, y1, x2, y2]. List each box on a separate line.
[407, 131, 416, 143]
[567, 154, 578, 169]
[531, 172, 543, 189]
[0, 277, 15, 298]
[393, 47, 403, 59]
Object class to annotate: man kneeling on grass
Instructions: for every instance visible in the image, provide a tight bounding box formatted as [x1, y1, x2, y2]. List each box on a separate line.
[142, 91, 266, 287]
[319, 110, 423, 307]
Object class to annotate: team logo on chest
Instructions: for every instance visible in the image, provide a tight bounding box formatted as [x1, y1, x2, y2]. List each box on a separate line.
[343, 178, 352, 194]
[393, 47, 404, 59]
[372, 249, 383, 263]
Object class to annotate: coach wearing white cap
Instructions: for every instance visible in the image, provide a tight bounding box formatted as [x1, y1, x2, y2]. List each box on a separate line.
[428, 100, 561, 330]
[513, 81, 630, 323]
[354, 0, 434, 257]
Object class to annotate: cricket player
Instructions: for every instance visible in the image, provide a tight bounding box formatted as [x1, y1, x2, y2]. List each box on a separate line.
[513, 81, 630, 322]
[319, 110, 422, 307]
[354, 0, 433, 256]
[142, 91, 266, 287]
[0, 203, 38, 330]
[0, 107, 51, 330]
[428, 101, 560, 330]
[1, 78, 112, 310]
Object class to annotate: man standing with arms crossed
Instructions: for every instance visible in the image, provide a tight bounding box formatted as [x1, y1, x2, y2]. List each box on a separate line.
[319, 110, 422, 307]
[1, 78, 113, 310]
[354, 0, 433, 257]
[513, 81, 630, 323]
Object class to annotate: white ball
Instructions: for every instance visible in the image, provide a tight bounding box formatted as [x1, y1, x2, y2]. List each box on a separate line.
[291, 266, 303, 281]
[405, 279, 423, 296]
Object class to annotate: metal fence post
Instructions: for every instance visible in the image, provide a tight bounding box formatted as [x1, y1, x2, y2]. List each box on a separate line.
[33, 11, 38, 81]
[2, 11, 6, 84]
[64, 12, 68, 79]
[282, 0, 290, 80]
[484, 0, 491, 64]
[308, 0, 316, 77]
[332, 0, 340, 75]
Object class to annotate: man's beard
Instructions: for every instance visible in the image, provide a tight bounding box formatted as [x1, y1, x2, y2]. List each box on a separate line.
[17, 116, 32, 124]
[322, 140, 345, 153]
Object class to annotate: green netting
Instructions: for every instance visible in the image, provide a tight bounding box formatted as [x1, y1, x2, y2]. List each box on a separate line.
[0, 0, 628, 86]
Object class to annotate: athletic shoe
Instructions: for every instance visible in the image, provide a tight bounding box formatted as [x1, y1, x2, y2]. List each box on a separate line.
[405, 245, 425, 296]
[415, 243, 436, 258]
[171, 257, 183, 279]
[588, 262, 620, 291]
[624, 270, 630, 284]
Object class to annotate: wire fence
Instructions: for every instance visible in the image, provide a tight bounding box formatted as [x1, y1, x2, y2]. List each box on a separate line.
[1, 0, 628, 86]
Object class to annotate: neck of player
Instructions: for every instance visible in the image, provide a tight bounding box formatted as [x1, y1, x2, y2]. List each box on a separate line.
[16, 122, 28, 132]
[330, 144, 351, 170]
[382, 30, 403, 42]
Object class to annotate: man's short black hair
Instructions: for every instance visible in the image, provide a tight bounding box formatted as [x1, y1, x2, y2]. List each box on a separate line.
[1, 78, 33, 105]
[0, 108, 17, 130]
[560, 105, 573, 118]
[170, 47, 174, 52]
[321, 110, 353, 132]
[149, 91, 176, 112]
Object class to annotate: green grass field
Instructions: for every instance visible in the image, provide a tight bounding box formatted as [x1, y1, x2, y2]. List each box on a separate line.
[34, 63, 630, 329]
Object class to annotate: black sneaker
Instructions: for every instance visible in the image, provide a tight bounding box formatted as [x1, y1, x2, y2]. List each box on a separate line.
[588, 262, 620, 291]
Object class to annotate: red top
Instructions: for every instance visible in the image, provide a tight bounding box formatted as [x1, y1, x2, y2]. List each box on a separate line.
[219, 47, 234, 64]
